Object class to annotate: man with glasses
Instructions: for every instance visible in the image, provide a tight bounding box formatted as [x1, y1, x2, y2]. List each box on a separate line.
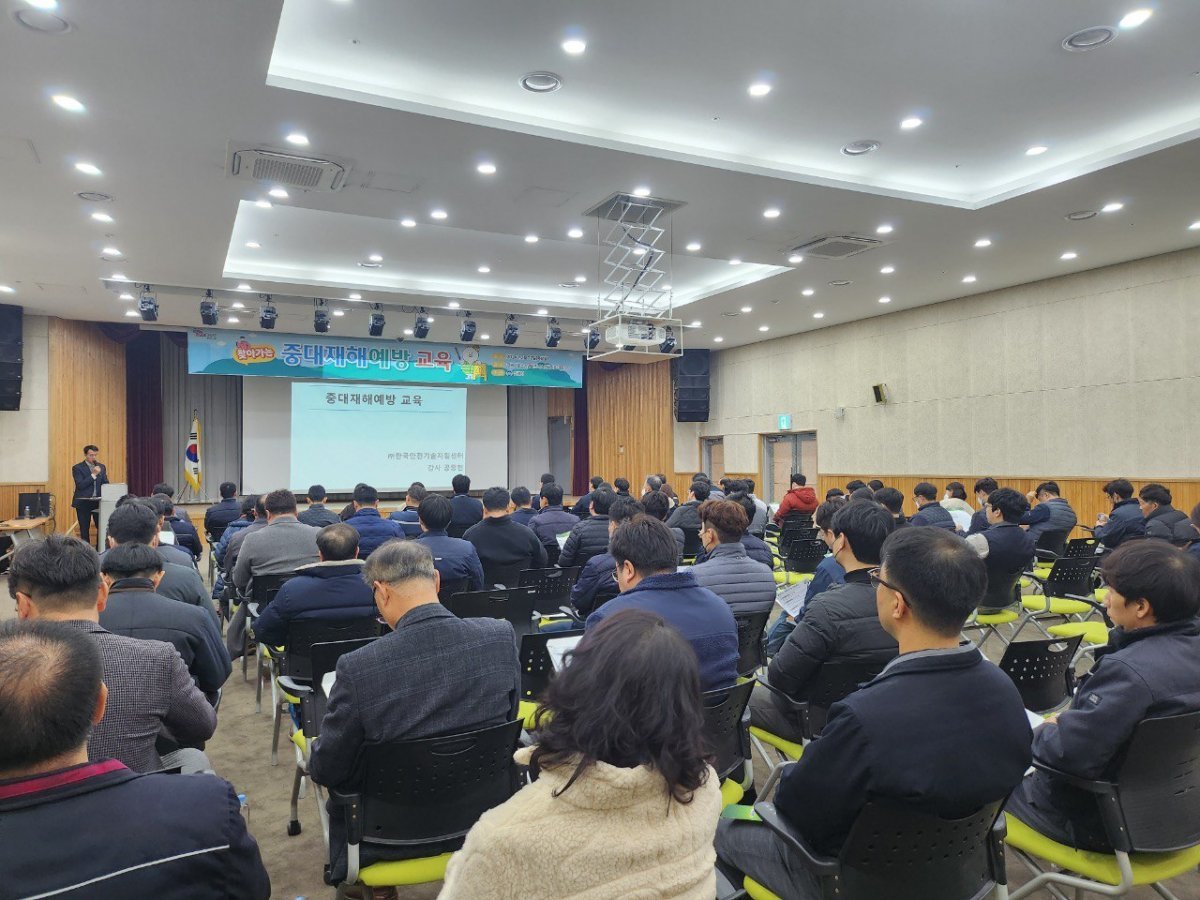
[717, 528, 1032, 898]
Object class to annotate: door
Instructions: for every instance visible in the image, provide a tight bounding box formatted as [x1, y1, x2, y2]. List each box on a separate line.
[701, 438, 724, 482]
[761, 432, 818, 504]
[548, 417, 572, 490]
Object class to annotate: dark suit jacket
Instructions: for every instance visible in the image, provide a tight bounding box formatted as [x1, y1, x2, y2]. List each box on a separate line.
[309, 603, 521, 792]
[71, 460, 109, 506]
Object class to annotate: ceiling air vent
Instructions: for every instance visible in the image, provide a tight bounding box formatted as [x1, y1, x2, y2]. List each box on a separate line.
[228, 145, 350, 192]
[789, 235, 883, 260]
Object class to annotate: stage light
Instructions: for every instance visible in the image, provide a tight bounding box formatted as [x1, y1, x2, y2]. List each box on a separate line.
[413, 308, 431, 339]
[585, 327, 601, 350]
[200, 290, 218, 326]
[658, 326, 677, 354]
[545, 318, 562, 348]
[258, 296, 277, 330]
[368, 306, 385, 337]
[503, 315, 520, 345]
[459, 315, 477, 342]
[314, 300, 331, 334]
[138, 285, 158, 322]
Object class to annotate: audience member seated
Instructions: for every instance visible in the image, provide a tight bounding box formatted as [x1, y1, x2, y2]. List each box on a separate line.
[387, 481, 427, 537]
[586, 516, 737, 691]
[751, 502, 897, 741]
[414, 494, 485, 593]
[441, 609, 721, 899]
[154, 493, 203, 559]
[1190, 504, 1200, 559]
[337, 483, 365, 521]
[941, 481, 975, 533]
[1092, 478, 1145, 549]
[106, 502, 212, 612]
[9, 536, 217, 773]
[251, 523, 377, 648]
[701, 474, 725, 501]
[203, 480, 242, 538]
[849, 486, 876, 503]
[1138, 482, 1191, 542]
[909, 481, 957, 530]
[309, 541, 521, 883]
[509, 486, 537, 527]
[965, 488, 1036, 607]
[233, 489, 320, 596]
[570, 497, 643, 617]
[641, 473, 664, 497]
[99, 543, 230, 705]
[531, 471, 555, 511]
[613, 476, 632, 497]
[528, 483, 579, 556]
[559, 489, 617, 568]
[571, 474, 607, 518]
[297, 483, 342, 528]
[844, 479, 866, 492]
[105, 498, 196, 570]
[774, 473, 818, 524]
[214, 494, 258, 573]
[450, 473, 484, 534]
[665, 480, 710, 531]
[659, 479, 680, 509]
[222, 494, 269, 583]
[0, 619, 270, 898]
[718, 527, 1033, 897]
[343, 483, 403, 558]
[641, 489, 686, 559]
[692, 493, 774, 568]
[1007, 541, 1200, 850]
[765, 498, 847, 656]
[873, 486, 908, 527]
[824, 487, 845, 501]
[690, 499, 776, 616]
[464, 487, 548, 587]
[741, 477, 770, 533]
[1022, 481, 1078, 552]
[967, 477, 998, 535]
[867, 479, 885, 492]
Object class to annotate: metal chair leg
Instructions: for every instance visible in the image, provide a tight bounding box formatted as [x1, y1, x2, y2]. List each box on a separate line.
[271, 697, 282, 766]
[287, 759, 303, 836]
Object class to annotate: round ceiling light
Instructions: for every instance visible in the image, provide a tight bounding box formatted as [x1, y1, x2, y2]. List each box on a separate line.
[14, 8, 71, 33]
[1062, 26, 1116, 51]
[358, 262, 382, 269]
[829, 280, 852, 287]
[1065, 210, 1098, 221]
[558, 282, 580, 289]
[520, 71, 563, 93]
[76, 191, 113, 202]
[841, 140, 880, 156]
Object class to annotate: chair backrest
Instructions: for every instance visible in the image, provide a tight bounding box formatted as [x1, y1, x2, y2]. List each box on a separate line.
[680, 526, 703, 557]
[1063, 537, 1100, 558]
[283, 617, 383, 680]
[1035, 529, 1069, 558]
[445, 586, 538, 640]
[1112, 710, 1200, 852]
[310, 637, 378, 694]
[518, 628, 586, 702]
[701, 679, 755, 782]
[436, 575, 469, 602]
[358, 719, 523, 846]
[250, 572, 296, 609]
[785, 538, 827, 575]
[978, 569, 1022, 613]
[733, 609, 770, 676]
[482, 560, 528, 590]
[778, 515, 814, 554]
[804, 660, 887, 735]
[446, 522, 470, 539]
[544, 540, 563, 567]
[518, 566, 581, 609]
[837, 801, 1004, 900]
[1044, 556, 1098, 598]
[997, 635, 1082, 713]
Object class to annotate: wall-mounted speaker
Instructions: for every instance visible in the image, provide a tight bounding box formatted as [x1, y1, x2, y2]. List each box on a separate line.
[671, 349, 710, 422]
[0, 305, 22, 412]
[872, 383, 889, 404]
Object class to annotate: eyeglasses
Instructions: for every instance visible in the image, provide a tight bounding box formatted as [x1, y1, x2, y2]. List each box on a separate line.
[611, 569, 620, 583]
[868, 567, 909, 606]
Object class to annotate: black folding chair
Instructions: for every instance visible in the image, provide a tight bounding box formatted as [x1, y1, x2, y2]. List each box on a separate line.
[733, 609, 770, 677]
[997, 635, 1082, 714]
[248, 573, 299, 712]
[1035, 529, 1070, 559]
[777, 515, 815, 557]
[482, 560, 528, 589]
[1063, 537, 1100, 558]
[446, 522, 470, 539]
[435, 575, 468, 602]
[518, 628, 586, 706]
[444, 586, 539, 640]
[518, 566, 581, 609]
[329, 719, 524, 890]
[1014, 555, 1100, 640]
[777, 538, 827, 585]
[680, 526, 704, 562]
[701, 679, 755, 804]
[962, 569, 1024, 651]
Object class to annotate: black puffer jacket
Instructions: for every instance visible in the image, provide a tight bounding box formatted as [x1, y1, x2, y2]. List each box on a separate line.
[558, 515, 611, 568]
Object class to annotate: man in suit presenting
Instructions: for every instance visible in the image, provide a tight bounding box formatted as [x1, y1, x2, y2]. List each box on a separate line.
[71, 444, 108, 547]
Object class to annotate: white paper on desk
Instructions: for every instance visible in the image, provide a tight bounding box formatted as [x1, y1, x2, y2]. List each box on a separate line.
[1025, 709, 1045, 729]
[547, 635, 583, 672]
[775, 580, 810, 618]
[321, 671, 336, 697]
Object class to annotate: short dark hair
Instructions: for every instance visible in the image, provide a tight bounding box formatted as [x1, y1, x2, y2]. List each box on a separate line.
[610, 516, 678, 576]
[452, 474, 471, 495]
[100, 542, 163, 579]
[590, 475, 605, 489]
[729, 491, 757, 526]
[973, 477, 998, 495]
[609, 497, 645, 526]
[241, 494, 259, 517]
[1140, 483, 1172, 506]
[698, 499, 748, 544]
[530, 608, 710, 803]
[1036, 481, 1061, 497]
[307, 484, 328, 502]
[1191, 502, 1200, 532]
[1101, 541, 1200, 623]
[846, 479, 866, 492]
[612, 478, 628, 493]
[718, 478, 732, 491]
[831, 501, 894, 565]
[511, 486, 532, 507]
[540, 472, 556, 485]
[641, 490, 671, 521]
[874, 487, 904, 516]
[418, 494, 453, 531]
[945, 481, 967, 501]
[867, 479, 884, 492]
[590, 490, 617, 516]
[8, 535, 102, 613]
[219, 481, 238, 499]
[254, 494, 268, 516]
[483, 486, 511, 512]
[987, 488, 1029, 524]
[106, 503, 159, 545]
[149, 493, 174, 516]
[265, 489, 299, 515]
[541, 483, 564, 506]
[692, 472, 709, 483]
[849, 486, 876, 503]
[1102, 479, 1134, 500]
[353, 484, 378, 506]
[644, 475, 663, 492]
[0, 619, 103, 771]
[880, 528, 985, 636]
[913, 481, 937, 501]
[745, 478, 756, 493]
[814, 497, 847, 531]
[83, 444, 99, 454]
[790, 473, 807, 486]
[688, 481, 711, 502]
[151, 482, 175, 499]
[406, 482, 428, 504]
[317, 522, 360, 561]
[825, 488, 845, 500]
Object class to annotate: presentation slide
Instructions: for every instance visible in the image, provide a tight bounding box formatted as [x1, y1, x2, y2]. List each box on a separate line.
[290, 382, 466, 491]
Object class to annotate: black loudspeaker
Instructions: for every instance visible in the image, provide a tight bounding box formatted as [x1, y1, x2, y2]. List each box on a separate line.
[671, 349, 710, 422]
[0, 305, 22, 412]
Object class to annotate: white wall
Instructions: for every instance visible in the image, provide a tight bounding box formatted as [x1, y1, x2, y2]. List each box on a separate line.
[0, 314, 49, 482]
[680, 246, 1200, 478]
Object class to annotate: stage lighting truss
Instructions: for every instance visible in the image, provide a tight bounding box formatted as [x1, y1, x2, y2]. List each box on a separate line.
[368, 305, 385, 337]
[199, 289, 218, 326]
[313, 299, 331, 333]
[138, 284, 159, 322]
[258, 295, 277, 330]
[413, 307, 431, 339]
[545, 318, 562, 348]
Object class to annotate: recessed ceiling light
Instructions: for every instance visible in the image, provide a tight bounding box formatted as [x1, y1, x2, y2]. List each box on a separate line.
[525, 234, 539, 243]
[255, 199, 272, 209]
[74, 162, 101, 176]
[111, 273, 128, 280]
[829, 280, 852, 286]
[478, 265, 491, 273]
[77, 191, 113, 202]
[226, 316, 240, 324]
[558, 282, 579, 289]
[520, 71, 563, 93]
[561, 38, 586, 55]
[690, 320, 702, 327]
[876, 224, 894, 235]
[812, 311, 825, 319]
[1065, 210, 1098, 221]
[900, 116, 923, 130]
[567, 227, 584, 239]
[118, 292, 133, 300]
[231, 301, 245, 309]
[788, 254, 804, 264]
[245, 241, 261, 249]
[1119, 9, 1152, 29]
[285, 132, 309, 146]
[430, 209, 448, 220]
[52, 94, 84, 112]
[476, 162, 497, 175]
[763, 207, 781, 219]
[26, 0, 58, 8]
[685, 241, 702, 252]
[739, 306, 752, 313]
[536, 308, 548, 316]
[632, 186, 651, 197]
[729, 258, 742, 266]
[758, 325, 770, 332]
[880, 266, 895, 275]
[479, 333, 490, 340]
[90, 212, 113, 223]
[1101, 202, 1124, 213]
[747, 82, 772, 97]
[1062, 26, 1116, 51]
[0, 285, 14, 294]
[358, 262, 381, 269]
[368, 253, 383, 262]
[841, 140, 880, 156]
[1025, 145, 1048, 156]
[124, 309, 139, 318]
[801, 288, 815, 296]
[237, 283, 251, 291]
[878, 296, 891, 304]
[403, 328, 414, 336]
[1189, 221, 1200, 231]
[332, 309, 345, 317]
[101, 246, 121, 256]
[400, 218, 416, 228]
[962, 275, 977, 283]
[1060, 251, 1078, 260]
[632, 247, 646, 256]
[974, 238, 992, 248]
[268, 187, 289, 199]
[713, 336, 725, 343]
[575, 275, 587, 283]
[448, 301, 460, 309]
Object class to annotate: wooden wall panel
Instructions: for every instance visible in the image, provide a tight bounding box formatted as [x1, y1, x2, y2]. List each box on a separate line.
[819, 474, 1200, 539]
[0, 483, 49, 522]
[586, 361, 674, 489]
[547, 388, 575, 420]
[48, 319, 127, 532]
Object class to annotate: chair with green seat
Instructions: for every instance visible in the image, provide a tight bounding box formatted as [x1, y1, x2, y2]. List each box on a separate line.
[701, 678, 757, 807]
[329, 718, 524, 893]
[962, 570, 1024, 651]
[247, 572, 298, 713]
[997, 635, 1082, 714]
[517, 565, 581, 613]
[1014, 555, 1100, 641]
[773, 538, 826, 586]
[775, 521, 817, 564]
[680, 526, 704, 564]
[733, 609, 771, 677]
[517, 628, 584, 728]
[1006, 710, 1200, 899]
[443, 586, 539, 641]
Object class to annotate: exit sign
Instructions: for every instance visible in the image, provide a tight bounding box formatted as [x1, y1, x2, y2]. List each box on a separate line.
[778, 414, 791, 430]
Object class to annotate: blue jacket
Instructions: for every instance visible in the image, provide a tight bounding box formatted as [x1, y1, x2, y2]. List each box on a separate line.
[571, 552, 619, 617]
[344, 507, 403, 558]
[796, 555, 846, 620]
[1022, 497, 1078, 546]
[203, 497, 242, 537]
[777, 645, 1032, 855]
[966, 507, 990, 536]
[450, 493, 484, 530]
[416, 529, 485, 593]
[510, 507, 537, 528]
[529, 505, 582, 550]
[251, 560, 378, 648]
[694, 533, 774, 568]
[909, 502, 957, 530]
[167, 514, 203, 558]
[214, 516, 252, 567]
[387, 506, 422, 538]
[1093, 498, 1145, 549]
[586, 571, 739, 691]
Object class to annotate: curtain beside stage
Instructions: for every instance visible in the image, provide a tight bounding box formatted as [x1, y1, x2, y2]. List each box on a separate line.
[507, 387, 550, 491]
[125, 332, 163, 496]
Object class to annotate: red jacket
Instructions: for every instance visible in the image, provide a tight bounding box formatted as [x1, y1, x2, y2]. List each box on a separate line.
[774, 486, 818, 523]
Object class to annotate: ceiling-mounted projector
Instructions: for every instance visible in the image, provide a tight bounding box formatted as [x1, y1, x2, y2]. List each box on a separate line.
[604, 321, 663, 347]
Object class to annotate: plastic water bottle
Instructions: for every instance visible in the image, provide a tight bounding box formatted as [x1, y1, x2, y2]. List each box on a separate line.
[22, 505, 30, 519]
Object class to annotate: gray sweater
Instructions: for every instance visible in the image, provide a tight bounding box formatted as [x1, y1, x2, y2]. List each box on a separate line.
[232, 515, 320, 592]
